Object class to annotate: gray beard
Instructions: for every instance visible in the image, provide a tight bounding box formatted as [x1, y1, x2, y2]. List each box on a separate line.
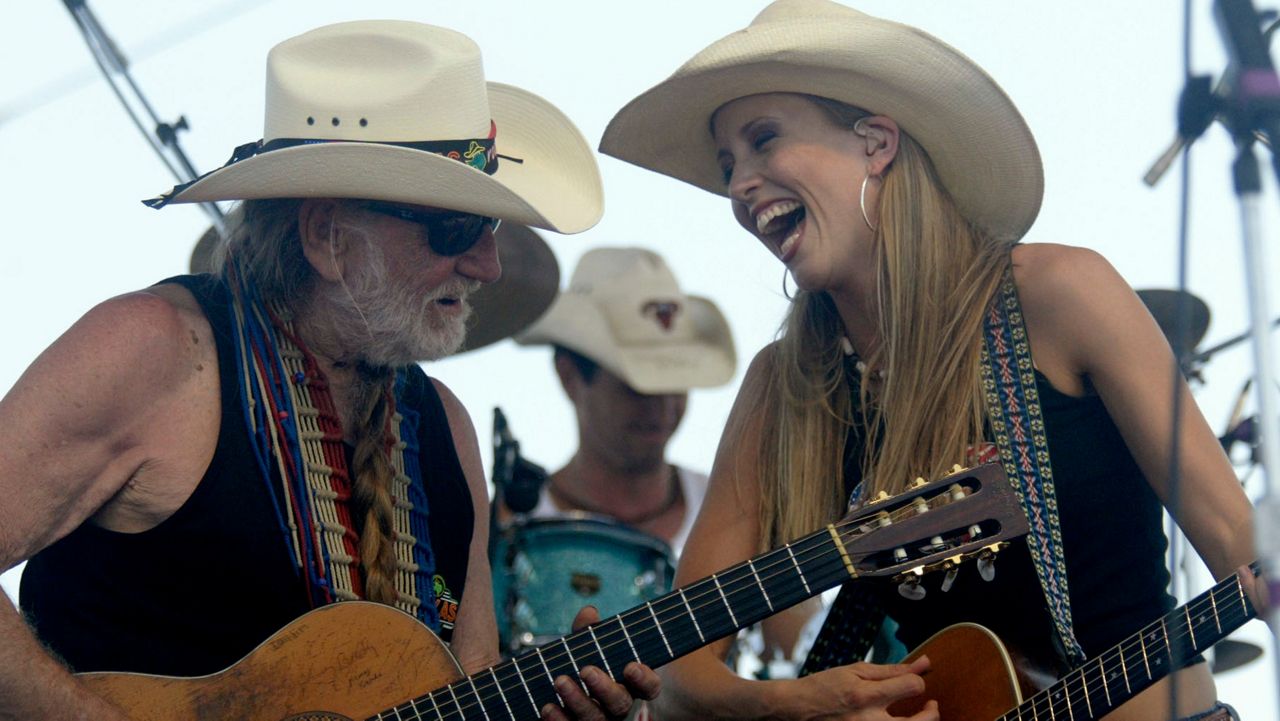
[327, 251, 478, 367]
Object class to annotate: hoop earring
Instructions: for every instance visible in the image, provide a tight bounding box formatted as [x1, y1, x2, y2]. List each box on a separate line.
[859, 174, 879, 232]
[781, 265, 794, 300]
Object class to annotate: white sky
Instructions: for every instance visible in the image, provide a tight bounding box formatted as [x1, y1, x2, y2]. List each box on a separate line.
[0, 0, 1276, 715]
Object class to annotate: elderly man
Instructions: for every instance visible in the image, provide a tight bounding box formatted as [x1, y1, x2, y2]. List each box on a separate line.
[0, 20, 656, 720]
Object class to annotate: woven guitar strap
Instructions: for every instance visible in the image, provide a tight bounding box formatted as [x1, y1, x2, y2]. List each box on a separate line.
[801, 270, 1085, 674]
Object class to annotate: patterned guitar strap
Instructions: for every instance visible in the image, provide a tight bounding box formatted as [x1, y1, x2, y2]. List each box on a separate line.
[801, 270, 1086, 675]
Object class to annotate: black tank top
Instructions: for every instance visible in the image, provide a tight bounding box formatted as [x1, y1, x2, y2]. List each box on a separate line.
[20, 274, 475, 675]
[850, 370, 1174, 666]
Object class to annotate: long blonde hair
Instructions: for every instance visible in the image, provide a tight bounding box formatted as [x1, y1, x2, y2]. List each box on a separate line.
[755, 98, 1015, 550]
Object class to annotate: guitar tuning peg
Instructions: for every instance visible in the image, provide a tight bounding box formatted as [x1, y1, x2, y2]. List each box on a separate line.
[950, 463, 964, 474]
[897, 572, 926, 601]
[911, 496, 930, 516]
[940, 566, 959, 592]
[977, 549, 997, 582]
[912, 476, 927, 488]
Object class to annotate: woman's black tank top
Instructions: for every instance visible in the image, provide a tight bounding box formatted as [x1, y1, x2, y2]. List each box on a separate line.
[20, 274, 475, 676]
[850, 370, 1174, 665]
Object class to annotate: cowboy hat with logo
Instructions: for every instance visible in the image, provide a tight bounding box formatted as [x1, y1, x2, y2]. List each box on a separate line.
[189, 219, 559, 354]
[599, 0, 1042, 242]
[516, 247, 736, 394]
[148, 20, 602, 235]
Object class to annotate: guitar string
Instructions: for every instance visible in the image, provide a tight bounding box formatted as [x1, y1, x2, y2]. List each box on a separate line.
[421, 495, 958, 718]
[1006, 593, 1251, 721]
[1016, 580, 1253, 721]
[439, 546, 1252, 721]
[399, 486, 1000, 720]
[406, 488, 998, 720]
[396, 510, 894, 721]
[997, 574, 1253, 721]
[415, 531, 1252, 721]
[405, 527, 847, 720]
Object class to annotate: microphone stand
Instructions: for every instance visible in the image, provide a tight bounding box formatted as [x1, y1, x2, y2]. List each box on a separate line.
[490, 408, 549, 654]
[61, 0, 225, 237]
[1213, 0, 1280, 696]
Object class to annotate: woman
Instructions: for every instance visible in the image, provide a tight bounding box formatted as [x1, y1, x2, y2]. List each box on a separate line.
[600, 1, 1263, 719]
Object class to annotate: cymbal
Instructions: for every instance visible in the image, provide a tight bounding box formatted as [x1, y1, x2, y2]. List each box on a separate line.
[1136, 289, 1211, 357]
[1211, 638, 1265, 673]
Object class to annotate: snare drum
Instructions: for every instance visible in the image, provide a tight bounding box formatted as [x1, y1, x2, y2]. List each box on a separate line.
[492, 514, 675, 652]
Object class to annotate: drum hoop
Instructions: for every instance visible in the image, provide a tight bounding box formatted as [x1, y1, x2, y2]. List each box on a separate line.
[501, 512, 676, 560]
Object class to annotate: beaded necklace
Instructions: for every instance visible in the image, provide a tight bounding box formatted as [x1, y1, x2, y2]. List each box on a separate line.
[225, 265, 440, 630]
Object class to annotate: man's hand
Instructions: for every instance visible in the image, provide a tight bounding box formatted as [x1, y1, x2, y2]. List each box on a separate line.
[540, 605, 661, 721]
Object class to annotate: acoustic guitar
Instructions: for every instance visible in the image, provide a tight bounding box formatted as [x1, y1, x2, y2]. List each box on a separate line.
[78, 463, 1028, 720]
[888, 564, 1261, 720]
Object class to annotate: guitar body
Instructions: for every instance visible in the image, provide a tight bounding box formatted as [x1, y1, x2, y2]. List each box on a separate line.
[79, 602, 464, 721]
[66, 464, 1030, 721]
[886, 624, 1023, 721]
[885, 563, 1257, 721]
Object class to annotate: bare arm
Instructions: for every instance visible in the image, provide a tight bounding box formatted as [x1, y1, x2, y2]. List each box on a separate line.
[1015, 244, 1257, 584]
[432, 378, 502, 674]
[0, 290, 220, 720]
[654, 349, 935, 721]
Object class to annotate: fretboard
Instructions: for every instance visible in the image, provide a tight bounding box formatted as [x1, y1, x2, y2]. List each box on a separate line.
[998, 564, 1259, 721]
[378, 523, 855, 721]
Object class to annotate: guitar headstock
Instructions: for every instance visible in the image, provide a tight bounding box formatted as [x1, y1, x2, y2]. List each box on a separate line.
[834, 462, 1028, 581]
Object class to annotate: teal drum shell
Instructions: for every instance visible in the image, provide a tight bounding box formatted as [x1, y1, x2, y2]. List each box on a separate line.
[491, 514, 676, 653]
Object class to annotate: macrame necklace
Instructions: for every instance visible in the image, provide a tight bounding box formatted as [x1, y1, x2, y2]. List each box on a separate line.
[226, 265, 440, 630]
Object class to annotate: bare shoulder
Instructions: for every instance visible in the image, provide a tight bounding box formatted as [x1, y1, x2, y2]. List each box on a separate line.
[740, 341, 781, 391]
[1010, 243, 1148, 390]
[1010, 242, 1126, 312]
[0, 286, 220, 562]
[429, 377, 477, 438]
[719, 343, 779, 441]
[28, 287, 214, 410]
[428, 377, 486, 492]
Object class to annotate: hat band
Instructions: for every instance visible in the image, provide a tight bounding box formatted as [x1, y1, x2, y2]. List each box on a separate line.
[144, 120, 501, 209]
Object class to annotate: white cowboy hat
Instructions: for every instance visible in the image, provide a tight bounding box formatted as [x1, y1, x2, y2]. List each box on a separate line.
[599, 0, 1042, 242]
[188, 220, 559, 354]
[149, 20, 603, 234]
[516, 247, 736, 394]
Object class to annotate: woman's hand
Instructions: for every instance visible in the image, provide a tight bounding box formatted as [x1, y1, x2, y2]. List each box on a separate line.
[779, 656, 939, 721]
[540, 605, 662, 721]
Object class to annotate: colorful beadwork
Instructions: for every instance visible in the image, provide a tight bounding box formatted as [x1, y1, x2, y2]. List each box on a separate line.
[225, 266, 440, 630]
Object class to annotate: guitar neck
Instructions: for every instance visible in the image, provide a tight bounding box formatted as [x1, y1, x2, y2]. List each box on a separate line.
[1000, 564, 1259, 721]
[390, 524, 854, 721]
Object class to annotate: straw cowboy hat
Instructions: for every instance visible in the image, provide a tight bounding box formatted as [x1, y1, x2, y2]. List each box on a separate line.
[600, 0, 1042, 242]
[517, 248, 736, 394]
[149, 20, 602, 234]
[189, 221, 559, 354]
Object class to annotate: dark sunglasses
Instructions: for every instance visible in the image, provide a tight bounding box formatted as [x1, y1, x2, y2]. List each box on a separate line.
[362, 201, 501, 256]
